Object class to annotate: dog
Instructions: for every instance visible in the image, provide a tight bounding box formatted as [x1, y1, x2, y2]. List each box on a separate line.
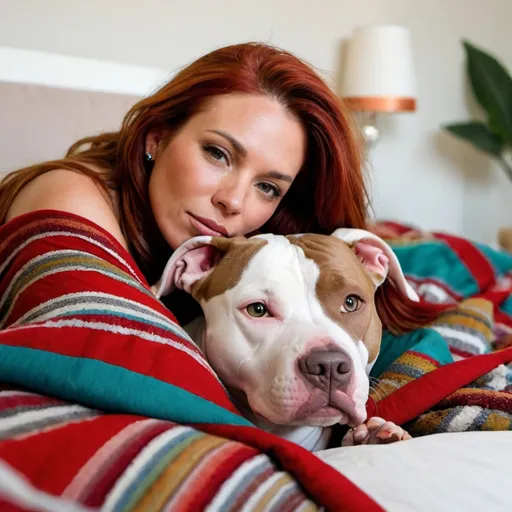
[152, 228, 418, 451]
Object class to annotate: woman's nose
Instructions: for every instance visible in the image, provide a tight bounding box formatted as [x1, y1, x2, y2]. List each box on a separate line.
[211, 177, 245, 215]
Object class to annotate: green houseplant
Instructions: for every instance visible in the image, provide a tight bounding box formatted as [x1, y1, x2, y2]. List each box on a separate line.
[443, 40, 512, 181]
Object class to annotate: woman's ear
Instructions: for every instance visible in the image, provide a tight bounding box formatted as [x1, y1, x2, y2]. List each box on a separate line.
[145, 129, 167, 158]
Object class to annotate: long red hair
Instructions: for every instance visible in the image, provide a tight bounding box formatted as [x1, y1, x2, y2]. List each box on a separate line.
[0, 42, 442, 330]
[0, 43, 367, 279]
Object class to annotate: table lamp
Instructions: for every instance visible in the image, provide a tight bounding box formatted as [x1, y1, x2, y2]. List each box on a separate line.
[340, 25, 417, 148]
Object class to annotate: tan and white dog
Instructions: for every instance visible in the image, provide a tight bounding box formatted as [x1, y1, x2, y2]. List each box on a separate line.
[153, 229, 418, 451]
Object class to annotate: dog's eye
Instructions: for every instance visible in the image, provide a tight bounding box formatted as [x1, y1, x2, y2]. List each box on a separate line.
[341, 295, 362, 313]
[246, 302, 268, 318]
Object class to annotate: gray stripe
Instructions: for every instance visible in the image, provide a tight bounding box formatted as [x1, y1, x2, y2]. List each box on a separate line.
[468, 408, 491, 430]
[21, 294, 172, 328]
[385, 363, 425, 379]
[433, 328, 490, 355]
[0, 402, 65, 419]
[434, 322, 491, 342]
[0, 408, 100, 440]
[436, 406, 462, 433]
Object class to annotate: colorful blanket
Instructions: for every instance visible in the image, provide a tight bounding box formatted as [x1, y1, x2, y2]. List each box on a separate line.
[0, 211, 511, 511]
[369, 221, 512, 435]
[0, 211, 381, 512]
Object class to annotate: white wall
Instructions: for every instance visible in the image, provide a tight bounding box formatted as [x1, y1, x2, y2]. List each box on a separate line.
[1, 0, 511, 245]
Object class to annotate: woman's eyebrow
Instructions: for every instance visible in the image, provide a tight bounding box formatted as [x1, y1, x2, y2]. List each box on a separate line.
[262, 171, 293, 183]
[207, 130, 247, 157]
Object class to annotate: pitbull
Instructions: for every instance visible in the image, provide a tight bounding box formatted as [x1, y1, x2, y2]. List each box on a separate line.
[153, 228, 417, 451]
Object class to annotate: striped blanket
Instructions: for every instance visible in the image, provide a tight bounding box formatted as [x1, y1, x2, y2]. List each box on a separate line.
[369, 221, 512, 434]
[1, 211, 511, 511]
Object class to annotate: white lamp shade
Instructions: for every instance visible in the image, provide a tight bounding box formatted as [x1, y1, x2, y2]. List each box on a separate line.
[341, 25, 417, 112]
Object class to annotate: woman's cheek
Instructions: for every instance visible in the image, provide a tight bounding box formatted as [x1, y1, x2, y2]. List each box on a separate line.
[246, 197, 279, 232]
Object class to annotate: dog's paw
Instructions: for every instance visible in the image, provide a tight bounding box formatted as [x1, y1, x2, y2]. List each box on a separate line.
[341, 416, 412, 446]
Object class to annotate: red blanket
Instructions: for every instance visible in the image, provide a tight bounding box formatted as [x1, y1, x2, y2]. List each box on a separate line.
[0, 211, 381, 511]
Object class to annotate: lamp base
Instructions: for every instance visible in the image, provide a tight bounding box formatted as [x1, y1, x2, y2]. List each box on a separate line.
[358, 111, 380, 150]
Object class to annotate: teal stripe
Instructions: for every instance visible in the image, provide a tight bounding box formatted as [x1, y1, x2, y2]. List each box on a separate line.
[390, 241, 479, 297]
[500, 295, 512, 317]
[371, 328, 454, 378]
[0, 345, 252, 427]
[473, 243, 512, 317]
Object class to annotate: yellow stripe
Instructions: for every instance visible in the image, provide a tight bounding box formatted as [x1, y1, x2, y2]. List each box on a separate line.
[482, 412, 511, 431]
[459, 298, 494, 319]
[433, 312, 493, 340]
[410, 409, 451, 436]
[250, 473, 302, 512]
[400, 353, 438, 370]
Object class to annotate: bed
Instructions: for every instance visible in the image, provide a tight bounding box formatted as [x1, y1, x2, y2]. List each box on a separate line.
[1, 58, 511, 512]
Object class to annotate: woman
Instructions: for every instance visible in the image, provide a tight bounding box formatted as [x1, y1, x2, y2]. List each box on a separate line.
[2, 42, 438, 329]
[0, 42, 367, 289]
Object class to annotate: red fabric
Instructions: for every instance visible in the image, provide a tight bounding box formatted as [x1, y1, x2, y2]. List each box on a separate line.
[0, 210, 382, 512]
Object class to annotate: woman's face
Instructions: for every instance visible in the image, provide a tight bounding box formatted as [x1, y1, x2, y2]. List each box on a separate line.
[146, 93, 306, 250]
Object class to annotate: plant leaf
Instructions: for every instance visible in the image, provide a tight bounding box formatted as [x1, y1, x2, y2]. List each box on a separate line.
[463, 40, 512, 142]
[444, 121, 505, 157]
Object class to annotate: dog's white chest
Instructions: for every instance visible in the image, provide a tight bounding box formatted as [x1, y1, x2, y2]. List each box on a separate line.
[270, 425, 332, 452]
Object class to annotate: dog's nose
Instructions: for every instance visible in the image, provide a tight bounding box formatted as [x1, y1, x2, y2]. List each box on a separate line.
[298, 348, 352, 391]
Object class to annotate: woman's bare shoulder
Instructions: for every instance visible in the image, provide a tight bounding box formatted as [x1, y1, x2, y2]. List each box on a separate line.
[5, 168, 128, 248]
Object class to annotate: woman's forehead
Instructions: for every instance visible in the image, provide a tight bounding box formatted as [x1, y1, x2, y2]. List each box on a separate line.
[186, 93, 306, 173]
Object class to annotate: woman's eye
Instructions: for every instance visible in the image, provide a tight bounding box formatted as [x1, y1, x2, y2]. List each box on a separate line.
[257, 182, 281, 199]
[340, 295, 363, 313]
[204, 145, 229, 165]
[246, 302, 269, 318]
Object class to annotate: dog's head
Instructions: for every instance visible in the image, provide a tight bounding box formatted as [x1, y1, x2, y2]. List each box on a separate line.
[154, 229, 418, 428]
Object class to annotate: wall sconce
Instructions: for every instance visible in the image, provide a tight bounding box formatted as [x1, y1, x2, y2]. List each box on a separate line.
[340, 25, 417, 149]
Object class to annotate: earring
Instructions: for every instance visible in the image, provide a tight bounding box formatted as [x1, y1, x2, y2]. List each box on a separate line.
[144, 152, 153, 162]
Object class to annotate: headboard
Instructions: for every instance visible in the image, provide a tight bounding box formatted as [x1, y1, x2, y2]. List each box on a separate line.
[0, 46, 167, 176]
[0, 82, 141, 175]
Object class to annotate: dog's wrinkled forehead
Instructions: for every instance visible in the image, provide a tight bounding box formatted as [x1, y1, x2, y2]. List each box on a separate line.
[287, 234, 375, 288]
[193, 233, 375, 302]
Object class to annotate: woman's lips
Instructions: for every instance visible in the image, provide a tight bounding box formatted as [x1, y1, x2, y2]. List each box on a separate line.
[188, 214, 228, 237]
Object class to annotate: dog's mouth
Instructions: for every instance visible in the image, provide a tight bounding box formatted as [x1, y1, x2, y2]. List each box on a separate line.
[295, 390, 366, 427]
[236, 388, 366, 428]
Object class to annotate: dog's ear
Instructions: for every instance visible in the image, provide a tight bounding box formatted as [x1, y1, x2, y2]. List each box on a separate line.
[151, 236, 228, 298]
[331, 228, 454, 334]
[331, 228, 419, 302]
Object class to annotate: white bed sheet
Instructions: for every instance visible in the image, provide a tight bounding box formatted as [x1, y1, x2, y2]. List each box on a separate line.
[315, 431, 511, 512]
